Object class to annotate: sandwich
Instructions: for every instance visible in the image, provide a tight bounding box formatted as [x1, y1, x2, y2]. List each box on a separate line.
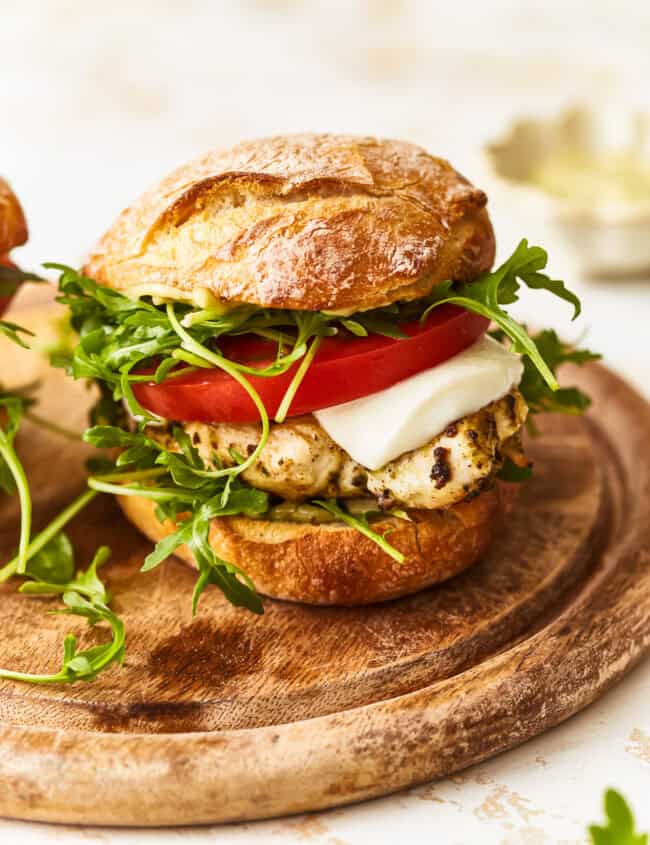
[0, 177, 29, 329]
[50, 134, 597, 612]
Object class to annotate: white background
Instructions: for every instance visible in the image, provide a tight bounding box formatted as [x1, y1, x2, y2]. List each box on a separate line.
[2, 1, 650, 842]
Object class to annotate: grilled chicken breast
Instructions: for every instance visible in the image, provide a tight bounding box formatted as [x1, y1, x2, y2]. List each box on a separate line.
[148, 389, 528, 511]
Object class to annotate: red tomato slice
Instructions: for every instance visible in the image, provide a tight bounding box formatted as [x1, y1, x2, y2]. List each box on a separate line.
[0, 255, 17, 317]
[134, 305, 489, 423]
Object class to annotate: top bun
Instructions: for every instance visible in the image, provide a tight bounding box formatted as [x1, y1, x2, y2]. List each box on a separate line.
[0, 178, 28, 255]
[85, 135, 495, 312]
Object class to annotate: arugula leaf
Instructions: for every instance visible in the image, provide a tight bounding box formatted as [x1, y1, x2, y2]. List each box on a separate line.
[423, 239, 582, 391]
[0, 488, 98, 584]
[0, 319, 34, 349]
[465, 240, 581, 317]
[312, 498, 405, 564]
[488, 327, 600, 437]
[0, 397, 97, 588]
[515, 328, 601, 418]
[24, 532, 75, 584]
[141, 519, 193, 573]
[20, 544, 110, 603]
[0, 398, 32, 572]
[589, 789, 647, 845]
[146, 505, 263, 615]
[85, 424, 268, 613]
[172, 425, 203, 468]
[85, 424, 161, 452]
[493, 328, 598, 478]
[0, 546, 125, 685]
[497, 457, 533, 483]
[188, 504, 263, 614]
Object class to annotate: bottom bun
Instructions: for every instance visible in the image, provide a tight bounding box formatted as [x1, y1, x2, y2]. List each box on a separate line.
[119, 482, 518, 606]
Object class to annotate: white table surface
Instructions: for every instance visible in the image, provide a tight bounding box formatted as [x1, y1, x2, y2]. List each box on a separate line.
[2, 2, 650, 842]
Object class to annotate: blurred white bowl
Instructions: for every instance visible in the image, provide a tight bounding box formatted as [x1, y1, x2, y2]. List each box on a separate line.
[484, 106, 650, 278]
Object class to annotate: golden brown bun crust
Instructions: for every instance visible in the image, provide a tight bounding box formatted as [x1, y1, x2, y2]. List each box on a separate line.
[85, 134, 495, 312]
[0, 178, 28, 255]
[119, 483, 517, 606]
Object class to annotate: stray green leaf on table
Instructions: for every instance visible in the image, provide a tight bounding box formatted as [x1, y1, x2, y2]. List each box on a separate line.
[589, 789, 647, 845]
[0, 546, 125, 685]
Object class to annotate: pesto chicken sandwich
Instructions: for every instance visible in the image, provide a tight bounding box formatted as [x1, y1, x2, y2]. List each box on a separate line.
[52, 135, 596, 611]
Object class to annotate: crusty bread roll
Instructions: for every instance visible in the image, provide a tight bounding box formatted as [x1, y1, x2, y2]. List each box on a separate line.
[0, 178, 28, 256]
[85, 134, 495, 313]
[119, 483, 517, 605]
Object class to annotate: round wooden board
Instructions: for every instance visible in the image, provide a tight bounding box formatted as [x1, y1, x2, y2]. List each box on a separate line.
[0, 297, 649, 827]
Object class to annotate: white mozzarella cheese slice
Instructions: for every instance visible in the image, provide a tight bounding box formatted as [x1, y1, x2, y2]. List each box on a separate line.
[314, 335, 523, 470]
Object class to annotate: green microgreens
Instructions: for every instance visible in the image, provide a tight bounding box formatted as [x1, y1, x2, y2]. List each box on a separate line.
[23, 532, 76, 584]
[0, 319, 34, 349]
[47, 263, 345, 431]
[313, 499, 405, 564]
[0, 368, 88, 608]
[83, 424, 268, 614]
[517, 328, 601, 418]
[421, 239, 582, 390]
[49, 241, 585, 431]
[0, 488, 98, 583]
[46, 241, 593, 612]
[497, 457, 533, 483]
[165, 302, 270, 475]
[491, 327, 600, 439]
[275, 334, 322, 423]
[492, 328, 599, 481]
[19, 542, 110, 602]
[0, 544, 125, 685]
[0, 398, 32, 574]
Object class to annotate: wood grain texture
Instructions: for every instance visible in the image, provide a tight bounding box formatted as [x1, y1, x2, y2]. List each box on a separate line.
[0, 294, 647, 826]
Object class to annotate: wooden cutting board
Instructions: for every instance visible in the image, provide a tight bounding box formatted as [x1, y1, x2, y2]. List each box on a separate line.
[0, 295, 649, 827]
